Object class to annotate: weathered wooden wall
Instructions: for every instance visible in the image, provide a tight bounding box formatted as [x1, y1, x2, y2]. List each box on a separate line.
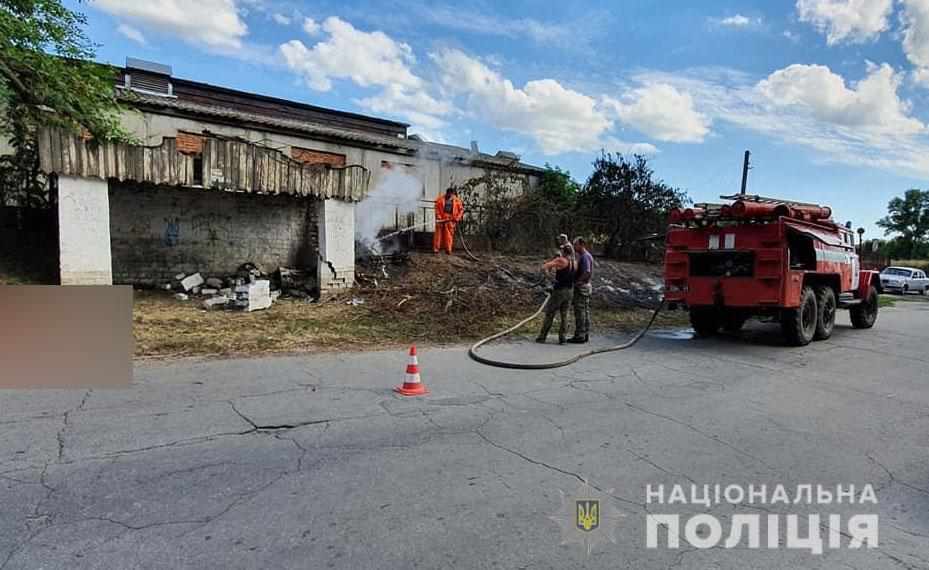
[37, 128, 370, 201]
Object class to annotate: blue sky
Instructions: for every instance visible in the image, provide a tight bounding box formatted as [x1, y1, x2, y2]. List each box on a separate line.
[74, 0, 929, 236]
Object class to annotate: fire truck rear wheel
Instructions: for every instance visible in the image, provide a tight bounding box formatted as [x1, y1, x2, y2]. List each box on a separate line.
[850, 285, 879, 329]
[813, 286, 836, 340]
[689, 307, 720, 337]
[782, 286, 817, 346]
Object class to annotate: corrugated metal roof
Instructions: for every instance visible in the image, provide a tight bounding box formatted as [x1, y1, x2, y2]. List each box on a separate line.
[121, 91, 545, 175]
[38, 127, 370, 201]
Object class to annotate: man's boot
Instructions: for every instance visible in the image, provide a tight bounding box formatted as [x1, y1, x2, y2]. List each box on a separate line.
[568, 334, 588, 344]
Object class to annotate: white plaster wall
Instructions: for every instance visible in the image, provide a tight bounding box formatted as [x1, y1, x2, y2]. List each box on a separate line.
[58, 175, 113, 285]
[316, 199, 355, 291]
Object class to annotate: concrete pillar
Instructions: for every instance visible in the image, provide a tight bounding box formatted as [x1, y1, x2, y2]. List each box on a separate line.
[58, 175, 113, 285]
[316, 198, 355, 291]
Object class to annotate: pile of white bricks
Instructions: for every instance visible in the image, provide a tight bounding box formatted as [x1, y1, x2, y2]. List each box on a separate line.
[168, 271, 280, 312]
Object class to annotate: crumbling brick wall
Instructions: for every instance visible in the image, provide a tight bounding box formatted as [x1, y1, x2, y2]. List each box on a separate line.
[291, 146, 346, 167]
[108, 182, 319, 286]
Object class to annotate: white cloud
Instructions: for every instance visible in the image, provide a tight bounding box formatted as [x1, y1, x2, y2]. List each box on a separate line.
[356, 83, 454, 131]
[419, 6, 574, 45]
[280, 17, 421, 92]
[901, 0, 929, 87]
[278, 17, 658, 154]
[631, 65, 929, 178]
[757, 63, 924, 135]
[94, 0, 248, 51]
[302, 17, 321, 35]
[603, 84, 711, 143]
[722, 15, 752, 27]
[272, 13, 291, 25]
[601, 138, 659, 155]
[430, 48, 617, 154]
[281, 17, 451, 138]
[116, 23, 146, 45]
[796, 0, 893, 44]
[712, 14, 763, 28]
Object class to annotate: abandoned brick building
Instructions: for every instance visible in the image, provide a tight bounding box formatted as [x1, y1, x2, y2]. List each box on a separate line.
[30, 58, 544, 291]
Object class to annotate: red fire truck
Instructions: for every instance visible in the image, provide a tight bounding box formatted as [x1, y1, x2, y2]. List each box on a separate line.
[663, 195, 880, 346]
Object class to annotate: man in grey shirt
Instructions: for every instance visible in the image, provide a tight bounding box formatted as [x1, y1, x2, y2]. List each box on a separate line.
[569, 237, 593, 343]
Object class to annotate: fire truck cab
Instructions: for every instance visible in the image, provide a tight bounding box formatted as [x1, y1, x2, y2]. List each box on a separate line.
[663, 195, 880, 346]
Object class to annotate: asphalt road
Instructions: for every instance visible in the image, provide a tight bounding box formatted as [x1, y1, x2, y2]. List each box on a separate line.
[2, 300, 929, 569]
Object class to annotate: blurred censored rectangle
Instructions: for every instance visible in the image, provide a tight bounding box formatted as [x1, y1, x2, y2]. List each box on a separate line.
[0, 286, 133, 388]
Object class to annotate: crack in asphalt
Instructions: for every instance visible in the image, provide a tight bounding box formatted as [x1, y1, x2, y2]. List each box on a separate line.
[624, 401, 778, 472]
[5, 330, 929, 567]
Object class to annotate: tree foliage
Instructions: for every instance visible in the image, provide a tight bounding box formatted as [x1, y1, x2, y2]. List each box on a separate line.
[454, 154, 688, 259]
[577, 152, 688, 259]
[876, 189, 929, 259]
[0, 0, 130, 206]
[453, 166, 584, 253]
[0, 0, 127, 139]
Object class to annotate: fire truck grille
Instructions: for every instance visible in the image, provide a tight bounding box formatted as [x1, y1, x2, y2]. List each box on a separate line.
[689, 252, 755, 277]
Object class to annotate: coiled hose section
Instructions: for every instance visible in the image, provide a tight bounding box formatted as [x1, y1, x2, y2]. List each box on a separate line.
[458, 231, 666, 369]
[467, 295, 665, 369]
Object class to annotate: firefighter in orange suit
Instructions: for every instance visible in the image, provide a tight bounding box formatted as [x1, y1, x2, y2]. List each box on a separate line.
[433, 188, 464, 254]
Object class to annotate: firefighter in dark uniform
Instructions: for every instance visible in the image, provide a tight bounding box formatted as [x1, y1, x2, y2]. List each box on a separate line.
[536, 244, 576, 344]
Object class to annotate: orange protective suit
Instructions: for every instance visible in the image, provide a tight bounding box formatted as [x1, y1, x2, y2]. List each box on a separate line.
[433, 193, 464, 254]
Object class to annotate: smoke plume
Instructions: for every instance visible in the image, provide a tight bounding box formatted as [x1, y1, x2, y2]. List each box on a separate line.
[355, 169, 425, 253]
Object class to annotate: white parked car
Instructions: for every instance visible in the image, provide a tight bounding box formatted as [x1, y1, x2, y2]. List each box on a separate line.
[880, 266, 929, 295]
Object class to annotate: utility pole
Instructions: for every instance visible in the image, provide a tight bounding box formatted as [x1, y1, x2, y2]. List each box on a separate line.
[740, 150, 751, 195]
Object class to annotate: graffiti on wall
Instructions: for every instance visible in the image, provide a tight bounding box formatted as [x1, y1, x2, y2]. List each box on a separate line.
[162, 217, 180, 247]
[191, 213, 231, 247]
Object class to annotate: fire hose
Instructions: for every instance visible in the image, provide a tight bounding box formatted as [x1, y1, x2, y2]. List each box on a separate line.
[467, 295, 665, 370]
[458, 231, 666, 369]
[376, 222, 666, 369]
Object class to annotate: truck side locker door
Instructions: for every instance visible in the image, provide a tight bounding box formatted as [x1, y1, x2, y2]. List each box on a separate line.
[850, 250, 860, 291]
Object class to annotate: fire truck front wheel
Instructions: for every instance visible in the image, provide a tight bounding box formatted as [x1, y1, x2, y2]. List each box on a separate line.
[850, 285, 879, 329]
[689, 307, 720, 337]
[782, 286, 818, 346]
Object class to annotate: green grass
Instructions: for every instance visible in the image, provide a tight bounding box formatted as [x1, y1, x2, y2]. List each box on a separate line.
[879, 295, 897, 308]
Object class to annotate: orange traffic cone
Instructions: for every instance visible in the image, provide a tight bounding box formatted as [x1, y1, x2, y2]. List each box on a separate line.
[394, 345, 428, 396]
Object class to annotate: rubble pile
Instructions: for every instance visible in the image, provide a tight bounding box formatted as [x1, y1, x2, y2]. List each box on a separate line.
[161, 263, 318, 312]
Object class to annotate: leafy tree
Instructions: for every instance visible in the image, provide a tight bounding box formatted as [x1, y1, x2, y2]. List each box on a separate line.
[876, 189, 929, 259]
[533, 164, 580, 209]
[0, 0, 130, 206]
[453, 166, 583, 253]
[577, 152, 688, 259]
[452, 170, 530, 251]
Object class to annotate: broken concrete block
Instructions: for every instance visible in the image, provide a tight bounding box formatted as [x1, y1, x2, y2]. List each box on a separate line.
[270, 290, 281, 301]
[174, 293, 189, 301]
[202, 296, 229, 310]
[175, 273, 186, 281]
[192, 287, 201, 295]
[162, 283, 173, 291]
[180, 273, 204, 292]
[205, 277, 223, 289]
[201, 288, 219, 296]
[220, 288, 232, 297]
[235, 279, 272, 312]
